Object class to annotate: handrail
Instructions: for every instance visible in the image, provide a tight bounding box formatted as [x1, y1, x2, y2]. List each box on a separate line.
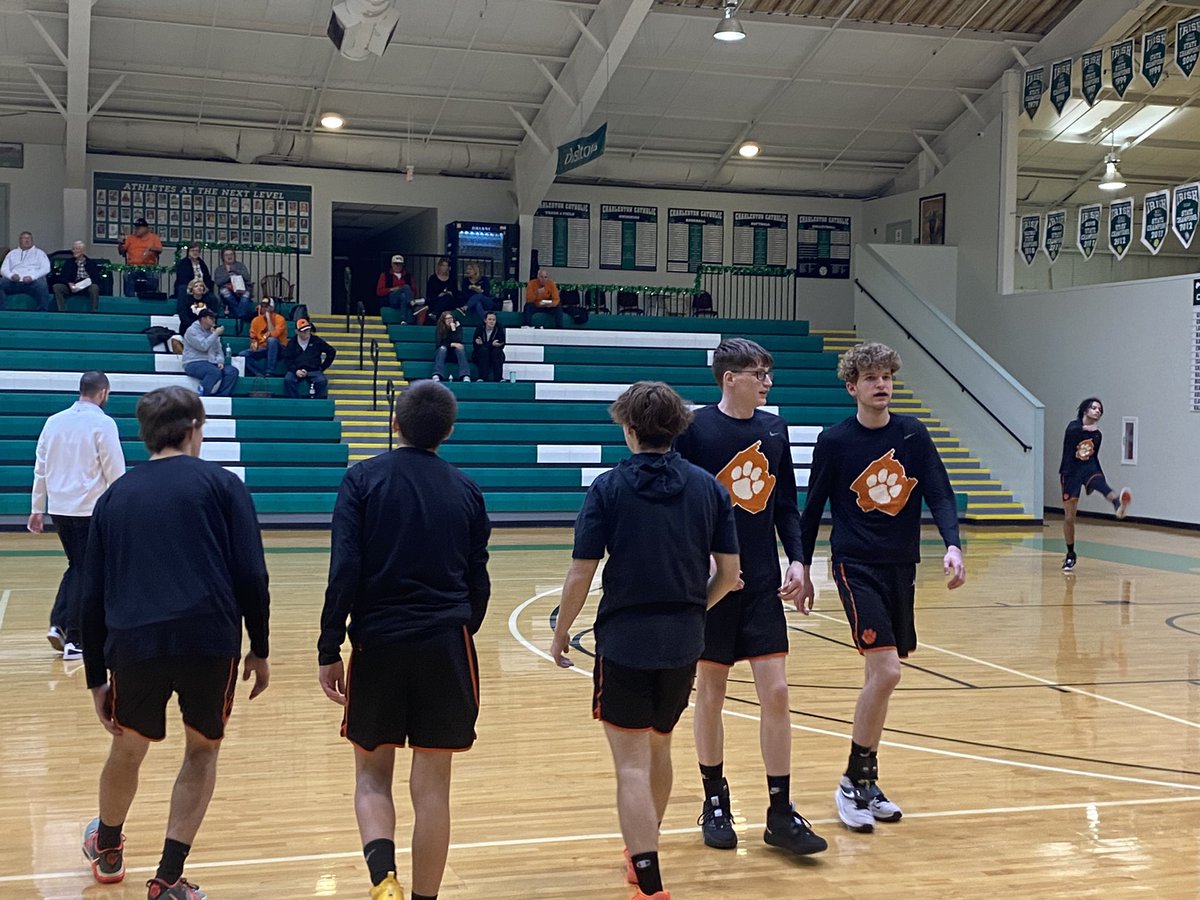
[370, 340, 380, 409]
[853, 279, 1032, 452]
[385, 379, 396, 452]
[357, 301, 366, 369]
[344, 267, 353, 333]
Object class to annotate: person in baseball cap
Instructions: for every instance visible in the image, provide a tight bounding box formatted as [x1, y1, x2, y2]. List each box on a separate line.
[378, 256, 416, 322]
[283, 317, 336, 399]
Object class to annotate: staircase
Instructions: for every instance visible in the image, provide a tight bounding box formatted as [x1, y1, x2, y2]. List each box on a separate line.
[813, 329, 1034, 524]
[309, 314, 406, 464]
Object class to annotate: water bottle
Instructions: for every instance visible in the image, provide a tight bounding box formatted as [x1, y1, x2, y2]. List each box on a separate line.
[507, 368, 516, 383]
[224, 344, 232, 366]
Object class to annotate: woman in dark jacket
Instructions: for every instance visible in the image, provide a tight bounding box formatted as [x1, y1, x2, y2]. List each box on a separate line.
[425, 257, 459, 319]
[173, 243, 214, 300]
[431, 311, 471, 382]
[460, 261, 495, 323]
[472, 311, 506, 382]
[176, 278, 218, 334]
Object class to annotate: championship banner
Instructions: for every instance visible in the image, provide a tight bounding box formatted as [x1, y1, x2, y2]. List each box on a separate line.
[1081, 50, 1104, 106]
[1179, 15, 1200, 77]
[1143, 28, 1168, 88]
[1023, 67, 1045, 118]
[1050, 59, 1073, 114]
[533, 201, 590, 269]
[1111, 39, 1135, 98]
[1020, 214, 1041, 265]
[1109, 198, 1134, 260]
[1141, 190, 1170, 254]
[1173, 182, 1199, 248]
[667, 208, 723, 274]
[1078, 204, 1102, 259]
[1044, 209, 1065, 262]
[599, 205, 657, 272]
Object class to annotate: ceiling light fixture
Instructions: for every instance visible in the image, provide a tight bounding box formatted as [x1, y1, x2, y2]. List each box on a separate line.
[1098, 154, 1125, 191]
[320, 112, 346, 130]
[738, 141, 761, 158]
[713, 0, 746, 42]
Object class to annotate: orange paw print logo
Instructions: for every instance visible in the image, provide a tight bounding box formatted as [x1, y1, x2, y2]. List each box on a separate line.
[860, 628, 877, 646]
[716, 441, 776, 514]
[1075, 438, 1095, 462]
[850, 450, 917, 516]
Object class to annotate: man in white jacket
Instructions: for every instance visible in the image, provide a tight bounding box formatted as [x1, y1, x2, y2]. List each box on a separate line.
[0, 231, 52, 311]
[29, 371, 126, 659]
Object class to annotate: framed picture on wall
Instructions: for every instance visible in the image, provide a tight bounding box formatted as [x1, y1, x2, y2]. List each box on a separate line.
[919, 193, 946, 245]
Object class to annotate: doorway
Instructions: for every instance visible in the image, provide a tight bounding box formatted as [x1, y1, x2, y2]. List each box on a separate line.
[330, 203, 437, 315]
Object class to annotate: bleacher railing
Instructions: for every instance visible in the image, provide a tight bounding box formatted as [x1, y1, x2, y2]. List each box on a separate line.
[695, 265, 799, 321]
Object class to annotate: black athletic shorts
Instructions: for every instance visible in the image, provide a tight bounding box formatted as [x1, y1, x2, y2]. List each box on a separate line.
[342, 627, 480, 752]
[1061, 469, 1113, 502]
[699, 587, 788, 666]
[111, 656, 238, 742]
[831, 560, 918, 658]
[591, 656, 696, 734]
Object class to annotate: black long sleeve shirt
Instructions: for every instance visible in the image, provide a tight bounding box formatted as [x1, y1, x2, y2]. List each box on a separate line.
[674, 405, 803, 592]
[1059, 419, 1104, 476]
[284, 334, 336, 373]
[318, 447, 491, 665]
[81, 455, 270, 688]
[798, 413, 961, 566]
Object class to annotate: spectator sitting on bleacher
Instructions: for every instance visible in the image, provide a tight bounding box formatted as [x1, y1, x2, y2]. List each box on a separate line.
[177, 278, 218, 336]
[432, 310, 471, 383]
[52, 241, 102, 313]
[118, 218, 163, 297]
[523, 267, 563, 329]
[461, 262, 495, 323]
[214, 247, 254, 321]
[425, 257, 459, 320]
[0, 230, 52, 311]
[182, 308, 237, 397]
[173, 242, 213, 300]
[284, 318, 336, 399]
[241, 298, 288, 377]
[377, 254, 420, 322]
[472, 311, 505, 382]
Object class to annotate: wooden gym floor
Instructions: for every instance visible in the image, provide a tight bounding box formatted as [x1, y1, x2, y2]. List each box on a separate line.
[0, 518, 1197, 898]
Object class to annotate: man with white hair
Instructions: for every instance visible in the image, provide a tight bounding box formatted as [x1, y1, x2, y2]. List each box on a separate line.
[53, 241, 103, 313]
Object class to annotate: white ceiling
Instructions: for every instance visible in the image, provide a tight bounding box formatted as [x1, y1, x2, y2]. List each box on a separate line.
[2, 0, 1183, 201]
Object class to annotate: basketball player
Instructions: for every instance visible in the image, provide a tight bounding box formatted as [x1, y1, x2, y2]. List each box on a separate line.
[1059, 397, 1132, 572]
[674, 338, 828, 856]
[318, 381, 491, 900]
[80, 386, 271, 900]
[796, 342, 964, 832]
[551, 381, 741, 900]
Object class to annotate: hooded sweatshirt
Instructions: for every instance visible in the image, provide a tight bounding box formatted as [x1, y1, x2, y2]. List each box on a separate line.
[572, 450, 738, 669]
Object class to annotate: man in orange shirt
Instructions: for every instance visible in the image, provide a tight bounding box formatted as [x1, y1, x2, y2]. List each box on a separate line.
[240, 298, 288, 376]
[117, 218, 163, 297]
[523, 267, 563, 328]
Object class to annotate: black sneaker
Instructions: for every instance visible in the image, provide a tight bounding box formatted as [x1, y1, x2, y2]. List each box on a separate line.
[764, 804, 828, 855]
[697, 779, 737, 849]
[1062, 553, 1077, 573]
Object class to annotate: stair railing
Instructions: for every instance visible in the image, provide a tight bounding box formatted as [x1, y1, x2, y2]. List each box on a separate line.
[370, 340, 381, 409]
[385, 378, 396, 451]
[357, 301, 366, 369]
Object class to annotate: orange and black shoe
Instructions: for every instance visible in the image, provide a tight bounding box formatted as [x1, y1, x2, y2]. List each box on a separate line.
[369, 872, 404, 899]
[632, 892, 671, 900]
[622, 848, 637, 885]
[145, 877, 207, 899]
[81, 817, 125, 883]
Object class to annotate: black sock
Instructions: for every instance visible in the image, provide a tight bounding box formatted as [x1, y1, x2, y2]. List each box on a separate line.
[699, 762, 724, 802]
[363, 838, 397, 887]
[1067, 543, 1075, 557]
[766, 774, 790, 814]
[97, 820, 123, 851]
[631, 851, 664, 895]
[845, 742, 876, 785]
[155, 839, 190, 886]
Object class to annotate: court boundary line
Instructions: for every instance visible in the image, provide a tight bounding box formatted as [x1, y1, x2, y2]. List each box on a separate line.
[4, 793, 1200, 885]
[0, 589, 10, 632]
[509, 592, 1200, 793]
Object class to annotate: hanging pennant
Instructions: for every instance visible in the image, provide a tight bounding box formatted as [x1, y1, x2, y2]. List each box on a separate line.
[1078, 204, 1102, 259]
[1081, 50, 1104, 105]
[1022, 67, 1045, 118]
[1050, 59, 1073, 114]
[1140, 190, 1170, 254]
[1109, 199, 1134, 260]
[1020, 214, 1042, 265]
[1173, 182, 1199, 248]
[1044, 210, 1066, 262]
[1179, 15, 1200, 77]
[1142, 28, 1168, 88]
[1111, 39, 1135, 98]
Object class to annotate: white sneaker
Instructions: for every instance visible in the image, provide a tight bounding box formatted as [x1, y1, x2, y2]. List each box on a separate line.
[1116, 487, 1132, 519]
[62, 642, 83, 661]
[867, 784, 902, 822]
[431, 374, 442, 382]
[47, 626, 65, 652]
[835, 777, 875, 832]
[461, 375, 471, 382]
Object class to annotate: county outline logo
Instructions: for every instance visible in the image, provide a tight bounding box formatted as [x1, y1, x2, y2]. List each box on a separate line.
[716, 440, 776, 514]
[850, 449, 917, 516]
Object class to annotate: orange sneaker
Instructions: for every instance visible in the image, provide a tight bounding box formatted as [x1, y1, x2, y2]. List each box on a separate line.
[622, 848, 637, 885]
[632, 892, 670, 900]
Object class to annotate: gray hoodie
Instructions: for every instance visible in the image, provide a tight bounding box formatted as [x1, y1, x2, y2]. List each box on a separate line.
[182, 320, 223, 367]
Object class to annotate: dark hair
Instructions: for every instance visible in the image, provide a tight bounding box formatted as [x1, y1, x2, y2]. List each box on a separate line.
[78, 370, 110, 398]
[609, 381, 694, 450]
[711, 338, 774, 385]
[137, 386, 205, 453]
[394, 381, 457, 450]
[435, 311, 457, 342]
[1077, 397, 1103, 420]
[220, 246, 235, 257]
